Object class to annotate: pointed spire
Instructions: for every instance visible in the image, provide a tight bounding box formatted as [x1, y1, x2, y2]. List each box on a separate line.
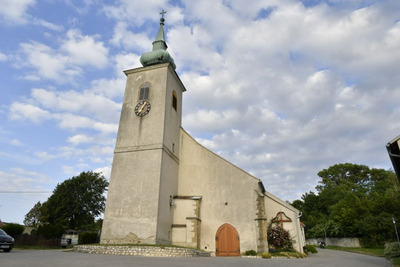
[140, 10, 176, 69]
[152, 11, 167, 51]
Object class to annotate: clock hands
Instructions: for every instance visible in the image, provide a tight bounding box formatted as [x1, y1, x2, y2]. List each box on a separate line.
[135, 101, 151, 117]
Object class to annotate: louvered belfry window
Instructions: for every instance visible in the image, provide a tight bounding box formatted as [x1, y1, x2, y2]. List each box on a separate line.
[139, 84, 150, 100]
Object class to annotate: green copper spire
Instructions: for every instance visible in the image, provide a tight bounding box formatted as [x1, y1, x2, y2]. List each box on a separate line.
[140, 10, 176, 69]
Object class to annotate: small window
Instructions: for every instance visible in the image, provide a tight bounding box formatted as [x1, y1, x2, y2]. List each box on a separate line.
[172, 91, 177, 111]
[139, 84, 150, 101]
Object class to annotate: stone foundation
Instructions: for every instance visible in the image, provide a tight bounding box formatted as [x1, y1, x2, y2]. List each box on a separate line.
[74, 245, 211, 257]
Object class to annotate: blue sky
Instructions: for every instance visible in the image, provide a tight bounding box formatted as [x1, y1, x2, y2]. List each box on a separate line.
[0, 0, 400, 225]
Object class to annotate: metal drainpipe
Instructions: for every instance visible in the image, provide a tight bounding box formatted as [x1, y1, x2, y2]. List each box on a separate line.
[295, 211, 302, 253]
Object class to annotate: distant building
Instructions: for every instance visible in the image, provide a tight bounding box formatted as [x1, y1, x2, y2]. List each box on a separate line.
[101, 13, 305, 256]
[387, 135, 400, 183]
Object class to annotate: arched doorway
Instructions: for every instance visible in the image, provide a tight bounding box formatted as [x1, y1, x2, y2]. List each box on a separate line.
[215, 223, 240, 256]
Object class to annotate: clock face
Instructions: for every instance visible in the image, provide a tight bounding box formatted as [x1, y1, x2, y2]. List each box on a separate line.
[135, 101, 151, 117]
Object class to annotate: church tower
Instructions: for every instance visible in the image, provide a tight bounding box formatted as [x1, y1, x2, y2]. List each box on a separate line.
[101, 12, 186, 244]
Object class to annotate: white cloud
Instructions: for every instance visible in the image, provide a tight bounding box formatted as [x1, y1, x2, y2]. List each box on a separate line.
[17, 30, 109, 83]
[61, 29, 109, 68]
[9, 102, 51, 124]
[19, 42, 80, 83]
[90, 78, 125, 98]
[103, 0, 168, 26]
[169, 0, 400, 201]
[94, 166, 111, 180]
[0, 51, 7, 61]
[67, 134, 95, 145]
[114, 53, 142, 74]
[168, 25, 224, 72]
[35, 151, 57, 161]
[9, 101, 118, 135]
[62, 163, 89, 176]
[30, 88, 121, 123]
[32, 18, 63, 31]
[0, 0, 36, 24]
[3, 0, 400, 215]
[10, 138, 24, 146]
[0, 167, 52, 191]
[53, 113, 118, 134]
[110, 22, 153, 51]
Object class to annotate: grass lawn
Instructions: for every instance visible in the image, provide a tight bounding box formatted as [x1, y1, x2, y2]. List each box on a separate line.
[392, 257, 400, 267]
[326, 246, 384, 257]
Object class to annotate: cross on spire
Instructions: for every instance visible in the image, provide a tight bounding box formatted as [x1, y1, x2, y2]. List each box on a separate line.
[160, 9, 167, 19]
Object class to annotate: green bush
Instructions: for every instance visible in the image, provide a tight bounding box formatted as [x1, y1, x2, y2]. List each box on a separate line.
[306, 244, 318, 253]
[1, 223, 25, 237]
[261, 252, 272, 258]
[78, 232, 98, 244]
[244, 249, 257, 256]
[36, 224, 65, 239]
[385, 242, 400, 259]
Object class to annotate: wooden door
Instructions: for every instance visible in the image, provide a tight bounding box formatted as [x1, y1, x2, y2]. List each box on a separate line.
[215, 223, 240, 256]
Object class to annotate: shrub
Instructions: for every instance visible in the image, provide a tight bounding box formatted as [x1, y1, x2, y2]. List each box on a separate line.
[1, 223, 25, 237]
[261, 252, 272, 258]
[267, 225, 293, 251]
[271, 251, 306, 258]
[244, 249, 257, 256]
[36, 224, 65, 239]
[306, 244, 318, 254]
[384, 242, 400, 259]
[78, 232, 98, 244]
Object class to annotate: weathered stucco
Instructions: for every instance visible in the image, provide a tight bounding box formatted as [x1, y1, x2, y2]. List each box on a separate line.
[264, 191, 305, 252]
[176, 129, 263, 253]
[101, 63, 185, 244]
[101, 63, 305, 254]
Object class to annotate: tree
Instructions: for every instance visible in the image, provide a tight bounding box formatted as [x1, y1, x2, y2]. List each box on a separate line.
[39, 171, 108, 230]
[292, 163, 400, 246]
[24, 201, 42, 227]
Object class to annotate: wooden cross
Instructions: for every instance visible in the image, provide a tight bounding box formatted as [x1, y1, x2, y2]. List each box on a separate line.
[160, 9, 167, 19]
[272, 212, 292, 229]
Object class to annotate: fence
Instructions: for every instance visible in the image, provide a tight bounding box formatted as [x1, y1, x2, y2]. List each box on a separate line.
[306, 238, 361, 247]
[16, 234, 60, 247]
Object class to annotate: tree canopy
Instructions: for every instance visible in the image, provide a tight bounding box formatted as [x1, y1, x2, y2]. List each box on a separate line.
[24, 201, 42, 227]
[291, 163, 400, 247]
[25, 171, 108, 231]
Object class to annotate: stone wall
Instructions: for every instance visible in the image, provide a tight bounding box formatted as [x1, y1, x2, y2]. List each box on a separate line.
[74, 245, 211, 257]
[306, 238, 361, 247]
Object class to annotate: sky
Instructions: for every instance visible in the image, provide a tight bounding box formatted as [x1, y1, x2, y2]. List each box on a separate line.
[0, 0, 399, 225]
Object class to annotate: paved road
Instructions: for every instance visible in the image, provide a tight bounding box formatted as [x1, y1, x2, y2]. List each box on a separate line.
[0, 248, 390, 267]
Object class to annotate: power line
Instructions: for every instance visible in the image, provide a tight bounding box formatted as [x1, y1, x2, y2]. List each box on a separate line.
[0, 191, 52, 194]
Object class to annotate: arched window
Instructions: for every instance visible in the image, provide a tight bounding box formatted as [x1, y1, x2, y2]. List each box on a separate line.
[172, 91, 177, 111]
[139, 83, 150, 101]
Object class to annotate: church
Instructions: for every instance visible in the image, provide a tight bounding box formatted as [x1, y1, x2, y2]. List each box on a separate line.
[100, 13, 305, 256]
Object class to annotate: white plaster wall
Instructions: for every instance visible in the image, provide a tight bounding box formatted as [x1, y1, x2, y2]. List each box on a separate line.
[163, 66, 184, 159]
[264, 193, 304, 252]
[156, 150, 179, 243]
[101, 64, 184, 244]
[176, 129, 261, 253]
[172, 199, 198, 224]
[101, 149, 162, 243]
[115, 65, 168, 149]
